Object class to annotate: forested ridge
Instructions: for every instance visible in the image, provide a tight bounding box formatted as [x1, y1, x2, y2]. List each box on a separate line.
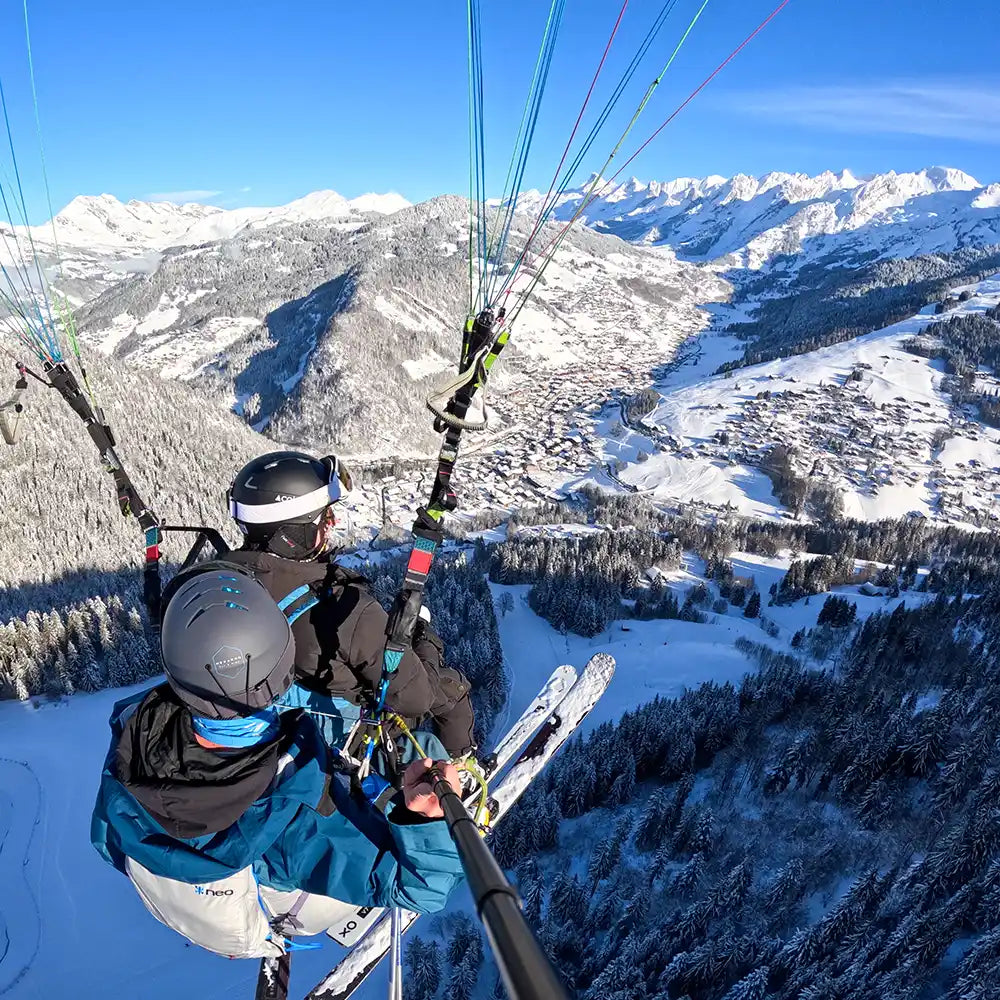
[904, 303, 1000, 427]
[716, 246, 1000, 373]
[387, 498, 1000, 1000]
[462, 589, 1000, 1000]
[410, 546, 1000, 999]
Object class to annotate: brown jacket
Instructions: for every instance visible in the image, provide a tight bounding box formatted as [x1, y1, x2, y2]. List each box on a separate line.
[225, 548, 442, 719]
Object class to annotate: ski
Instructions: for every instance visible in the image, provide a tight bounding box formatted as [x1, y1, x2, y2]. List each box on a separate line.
[306, 653, 615, 1000]
[325, 662, 578, 951]
[484, 662, 578, 779]
[254, 953, 291, 1000]
[492, 654, 611, 814]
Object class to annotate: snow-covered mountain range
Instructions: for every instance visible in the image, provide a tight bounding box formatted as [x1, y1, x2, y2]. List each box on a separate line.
[70, 196, 725, 459]
[28, 189, 412, 251]
[0, 189, 412, 307]
[521, 166, 1000, 269]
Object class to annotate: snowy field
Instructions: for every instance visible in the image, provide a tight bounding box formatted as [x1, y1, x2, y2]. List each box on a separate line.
[0, 552, 919, 999]
[603, 273, 1000, 524]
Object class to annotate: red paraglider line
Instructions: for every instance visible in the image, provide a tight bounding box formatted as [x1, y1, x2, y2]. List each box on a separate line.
[516, 0, 630, 268]
[600, 0, 793, 192]
[505, 0, 794, 312]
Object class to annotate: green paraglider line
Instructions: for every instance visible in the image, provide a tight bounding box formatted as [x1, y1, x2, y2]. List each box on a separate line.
[506, 0, 793, 326]
[483, 0, 565, 274]
[602, 0, 794, 192]
[505, 0, 715, 322]
[22, 0, 101, 407]
[465, 0, 490, 310]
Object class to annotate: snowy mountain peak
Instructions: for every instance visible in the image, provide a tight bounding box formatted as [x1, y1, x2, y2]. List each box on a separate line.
[281, 189, 353, 218]
[973, 183, 1000, 210]
[348, 192, 411, 214]
[581, 171, 610, 191]
[24, 187, 413, 254]
[721, 173, 760, 204]
[921, 166, 980, 191]
[46, 194, 220, 249]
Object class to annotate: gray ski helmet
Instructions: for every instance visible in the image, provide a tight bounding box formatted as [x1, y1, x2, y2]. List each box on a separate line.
[227, 451, 353, 559]
[160, 562, 295, 719]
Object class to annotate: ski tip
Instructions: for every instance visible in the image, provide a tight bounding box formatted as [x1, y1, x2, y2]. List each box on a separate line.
[585, 652, 616, 676]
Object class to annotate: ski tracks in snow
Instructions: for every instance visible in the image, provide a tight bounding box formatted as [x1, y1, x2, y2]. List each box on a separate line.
[0, 759, 42, 995]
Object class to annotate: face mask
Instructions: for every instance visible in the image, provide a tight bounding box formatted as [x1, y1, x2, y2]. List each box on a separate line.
[191, 706, 281, 748]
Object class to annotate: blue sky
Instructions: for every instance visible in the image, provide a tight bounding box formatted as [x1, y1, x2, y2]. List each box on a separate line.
[1, 0, 998, 221]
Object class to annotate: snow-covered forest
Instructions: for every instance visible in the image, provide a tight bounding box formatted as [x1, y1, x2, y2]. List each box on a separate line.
[400, 506, 1000, 1000]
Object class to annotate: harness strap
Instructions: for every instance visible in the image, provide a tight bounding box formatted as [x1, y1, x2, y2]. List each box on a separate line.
[277, 584, 321, 625]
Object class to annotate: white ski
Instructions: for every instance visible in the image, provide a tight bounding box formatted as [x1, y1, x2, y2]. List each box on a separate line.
[325, 662, 577, 950]
[487, 662, 578, 779]
[307, 653, 615, 1000]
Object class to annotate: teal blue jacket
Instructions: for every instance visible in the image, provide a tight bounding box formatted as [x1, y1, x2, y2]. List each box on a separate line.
[91, 689, 463, 914]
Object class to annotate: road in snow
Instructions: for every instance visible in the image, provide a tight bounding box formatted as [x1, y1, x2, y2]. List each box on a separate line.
[0, 760, 42, 995]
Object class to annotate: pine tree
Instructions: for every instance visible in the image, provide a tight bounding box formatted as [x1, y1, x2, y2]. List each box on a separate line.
[517, 857, 545, 923]
[406, 938, 442, 1000]
[588, 836, 622, 890]
[635, 787, 671, 852]
[607, 759, 636, 807]
[744, 592, 761, 619]
[720, 967, 769, 1000]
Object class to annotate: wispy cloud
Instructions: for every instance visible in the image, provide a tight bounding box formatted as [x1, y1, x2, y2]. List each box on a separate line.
[728, 81, 1000, 144]
[146, 188, 223, 202]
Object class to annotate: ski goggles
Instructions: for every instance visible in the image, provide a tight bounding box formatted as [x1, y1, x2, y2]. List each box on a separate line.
[321, 454, 355, 498]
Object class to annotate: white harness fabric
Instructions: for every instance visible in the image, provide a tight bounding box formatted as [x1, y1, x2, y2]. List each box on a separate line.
[125, 858, 357, 958]
[126, 859, 280, 959]
[122, 752, 354, 958]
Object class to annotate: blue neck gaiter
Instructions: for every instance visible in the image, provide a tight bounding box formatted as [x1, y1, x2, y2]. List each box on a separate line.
[192, 706, 281, 748]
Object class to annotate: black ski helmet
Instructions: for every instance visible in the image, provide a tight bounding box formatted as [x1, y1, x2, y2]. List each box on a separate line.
[227, 451, 354, 559]
[160, 561, 295, 718]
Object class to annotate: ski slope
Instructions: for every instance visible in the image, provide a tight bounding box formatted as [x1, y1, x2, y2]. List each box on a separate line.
[490, 550, 922, 736]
